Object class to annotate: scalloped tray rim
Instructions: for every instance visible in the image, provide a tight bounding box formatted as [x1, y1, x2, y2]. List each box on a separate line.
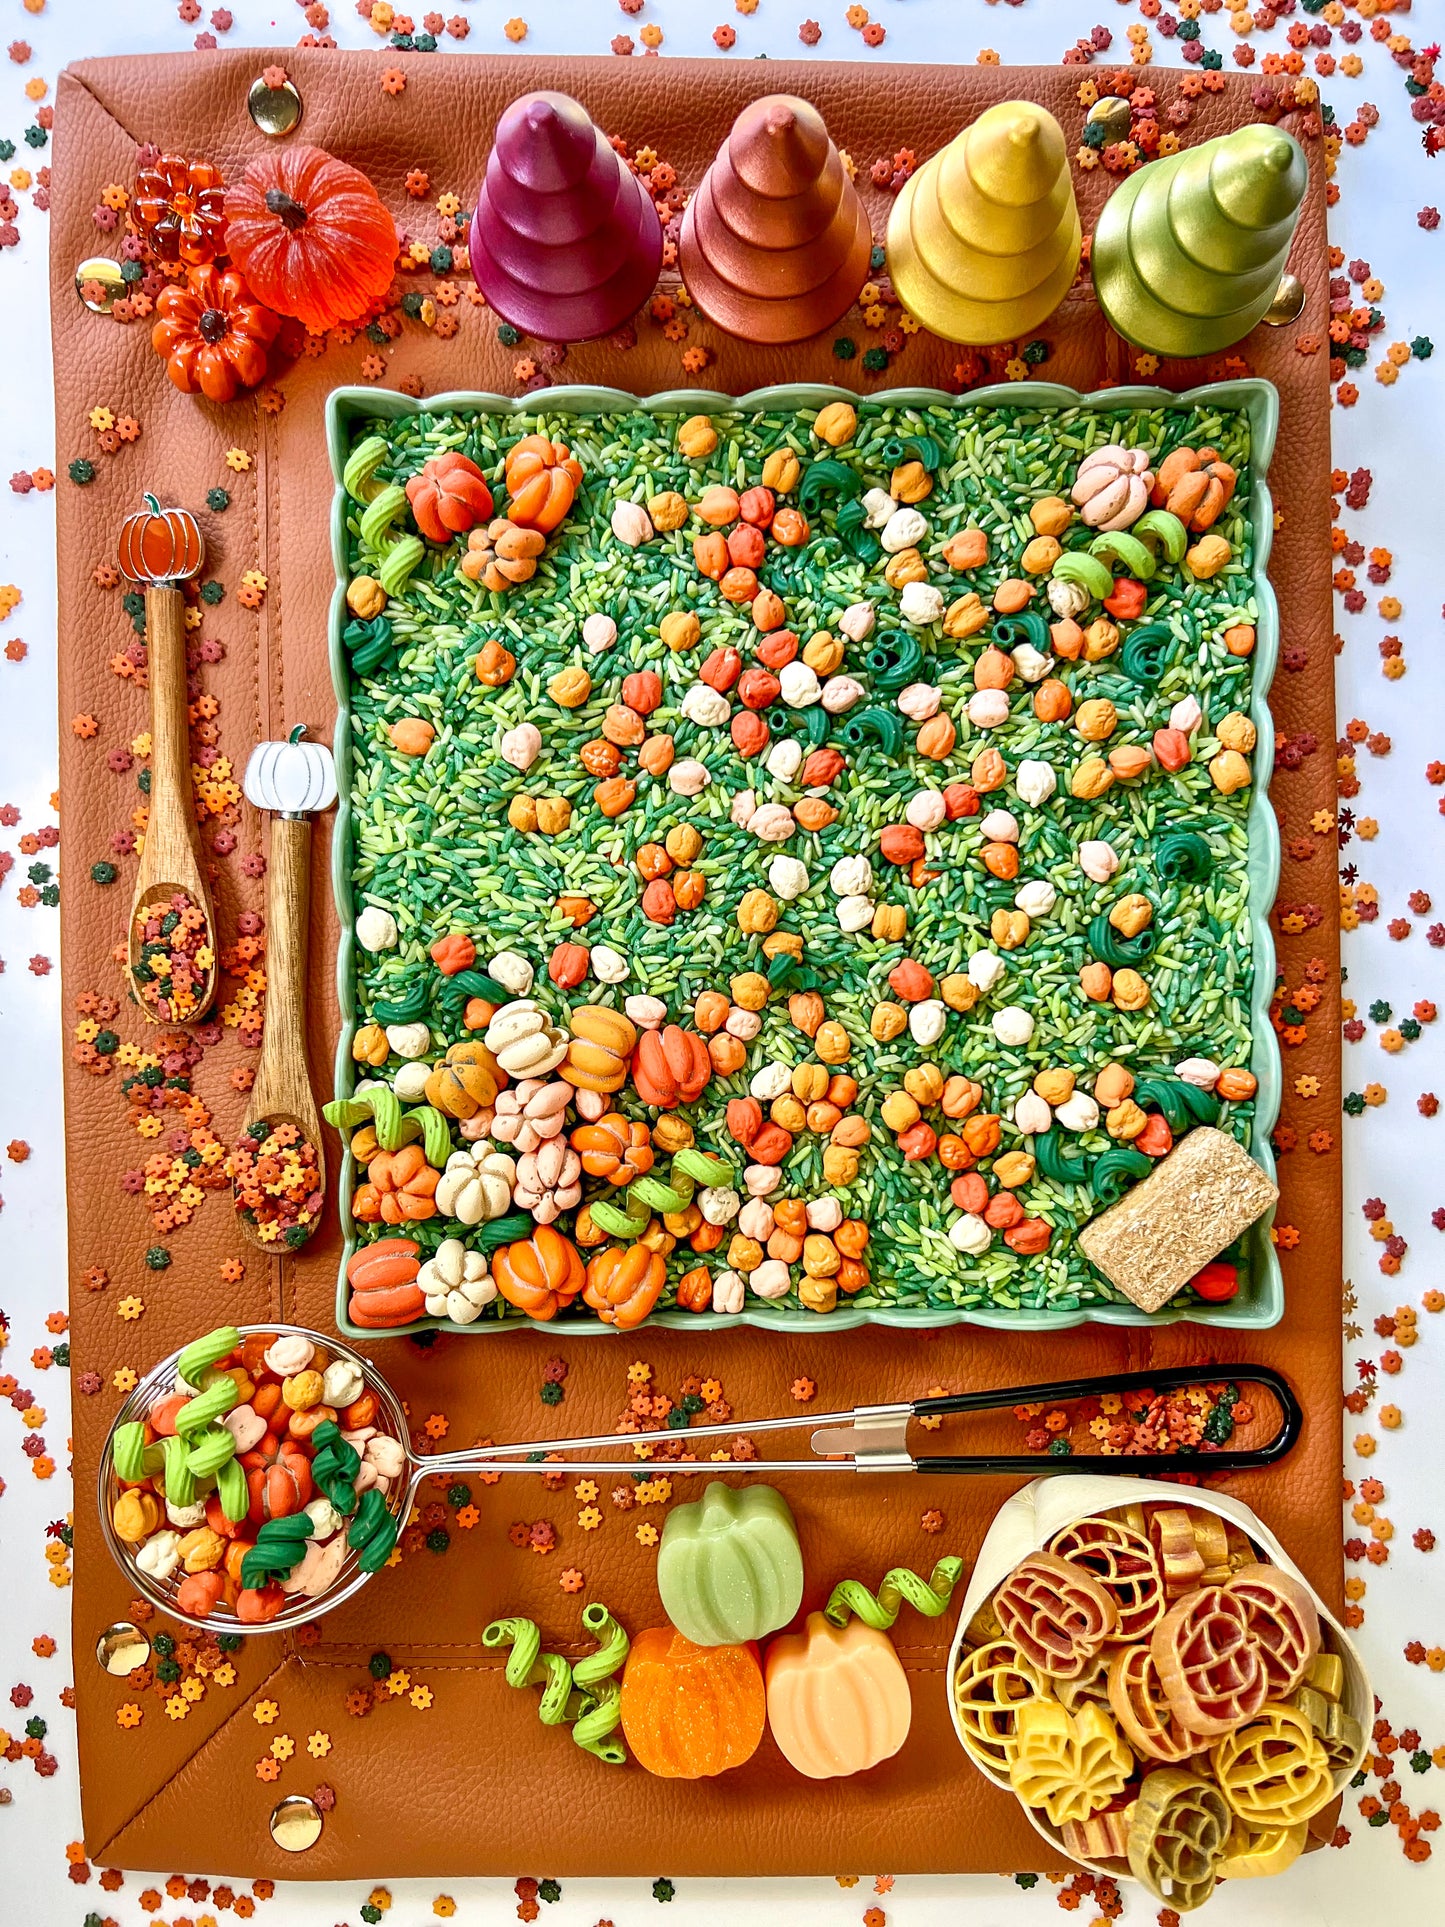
[322, 377, 1283, 1340]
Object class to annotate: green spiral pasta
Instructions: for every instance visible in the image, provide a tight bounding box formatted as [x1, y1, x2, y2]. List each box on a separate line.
[482, 1617, 574, 1724]
[572, 1677, 625, 1764]
[572, 1603, 630, 1688]
[823, 1557, 964, 1630]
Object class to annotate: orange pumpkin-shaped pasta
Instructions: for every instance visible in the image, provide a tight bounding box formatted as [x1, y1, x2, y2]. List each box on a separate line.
[345, 1230, 425, 1329]
[355, 1142, 440, 1225]
[425, 1040, 504, 1120]
[632, 1025, 711, 1110]
[504, 434, 584, 534]
[406, 451, 494, 544]
[584, 1244, 667, 1330]
[561, 1005, 638, 1095]
[570, 1113, 654, 1185]
[492, 1225, 586, 1321]
[243, 1437, 314, 1526]
[764, 1613, 913, 1779]
[619, 1627, 766, 1779]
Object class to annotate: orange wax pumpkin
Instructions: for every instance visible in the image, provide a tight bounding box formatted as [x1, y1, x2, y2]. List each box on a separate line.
[764, 1613, 913, 1779]
[619, 1627, 765, 1779]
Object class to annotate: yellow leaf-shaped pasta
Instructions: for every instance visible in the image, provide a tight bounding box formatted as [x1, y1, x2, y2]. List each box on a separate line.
[1008, 1697, 1133, 1827]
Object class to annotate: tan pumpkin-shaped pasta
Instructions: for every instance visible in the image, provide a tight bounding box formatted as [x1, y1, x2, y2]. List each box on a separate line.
[1211, 1703, 1336, 1828]
[1127, 1768, 1233, 1912]
[1108, 1642, 1202, 1764]
[952, 1638, 1051, 1776]
[1049, 1514, 1167, 1643]
[993, 1551, 1118, 1681]
[1151, 1585, 1267, 1737]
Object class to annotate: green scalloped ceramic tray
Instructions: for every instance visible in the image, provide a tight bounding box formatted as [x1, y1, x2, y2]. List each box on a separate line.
[324, 379, 1282, 1339]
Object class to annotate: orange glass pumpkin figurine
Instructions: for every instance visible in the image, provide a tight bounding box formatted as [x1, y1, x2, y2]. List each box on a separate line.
[492, 1225, 586, 1320]
[503, 434, 584, 535]
[765, 1614, 913, 1779]
[132, 152, 228, 265]
[620, 1627, 766, 1778]
[151, 265, 281, 405]
[223, 143, 398, 333]
[583, 1243, 667, 1329]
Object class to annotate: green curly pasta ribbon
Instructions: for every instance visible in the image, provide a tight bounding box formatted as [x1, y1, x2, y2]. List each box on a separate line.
[240, 1513, 311, 1590]
[348, 1485, 398, 1572]
[824, 1557, 964, 1630]
[863, 632, 924, 691]
[1052, 549, 1114, 601]
[990, 610, 1052, 655]
[177, 1326, 241, 1388]
[572, 1603, 631, 1687]
[371, 980, 430, 1025]
[185, 1422, 236, 1480]
[161, 1432, 198, 1508]
[435, 967, 512, 1018]
[1132, 1076, 1221, 1131]
[216, 1453, 249, 1524]
[1154, 831, 1212, 883]
[358, 482, 408, 549]
[112, 1419, 155, 1484]
[174, 1373, 240, 1436]
[588, 1188, 653, 1239]
[1031, 1127, 1092, 1186]
[473, 1209, 535, 1254]
[797, 457, 862, 513]
[324, 1085, 415, 1153]
[1088, 530, 1157, 582]
[1132, 508, 1189, 565]
[1091, 1145, 1154, 1204]
[838, 707, 904, 757]
[572, 1677, 626, 1764]
[343, 436, 390, 504]
[1087, 912, 1157, 970]
[482, 1618, 576, 1724]
[483, 1605, 630, 1763]
[834, 496, 883, 564]
[1119, 623, 1174, 686]
[671, 1147, 734, 1188]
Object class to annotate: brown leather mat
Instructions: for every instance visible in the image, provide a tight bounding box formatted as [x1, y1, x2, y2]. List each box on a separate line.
[54, 51, 1341, 1878]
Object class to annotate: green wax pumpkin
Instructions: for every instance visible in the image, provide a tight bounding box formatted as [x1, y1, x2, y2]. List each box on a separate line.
[656, 1481, 804, 1646]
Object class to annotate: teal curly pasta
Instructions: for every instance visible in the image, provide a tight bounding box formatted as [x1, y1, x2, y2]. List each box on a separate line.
[823, 1556, 964, 1630]
[1091, 1145, 1154, 1204]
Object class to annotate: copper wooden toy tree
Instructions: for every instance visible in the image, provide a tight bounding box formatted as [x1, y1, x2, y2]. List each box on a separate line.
[679, 93, 872, 344]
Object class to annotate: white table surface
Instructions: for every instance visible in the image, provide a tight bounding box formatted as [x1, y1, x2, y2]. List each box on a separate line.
[2, 2, 1442, 1922]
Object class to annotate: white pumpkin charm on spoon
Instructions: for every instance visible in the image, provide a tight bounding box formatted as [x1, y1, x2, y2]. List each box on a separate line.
[244, 723, 339, 817]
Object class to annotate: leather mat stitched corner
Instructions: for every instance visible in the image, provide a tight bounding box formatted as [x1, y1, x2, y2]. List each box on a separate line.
[54, 51, 1341, 1878]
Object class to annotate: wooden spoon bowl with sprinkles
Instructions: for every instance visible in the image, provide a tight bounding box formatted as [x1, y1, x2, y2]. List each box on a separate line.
[117, 494, 218, 1024]
[233, 728, 338, 1252]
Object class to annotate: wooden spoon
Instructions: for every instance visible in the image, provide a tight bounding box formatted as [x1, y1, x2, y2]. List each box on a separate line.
[234, 729, 338, 1252]
[118, 496, 216, 1023]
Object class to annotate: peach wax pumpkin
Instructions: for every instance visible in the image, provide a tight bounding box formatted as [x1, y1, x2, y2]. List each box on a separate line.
[764, 1613, 913, 1779]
